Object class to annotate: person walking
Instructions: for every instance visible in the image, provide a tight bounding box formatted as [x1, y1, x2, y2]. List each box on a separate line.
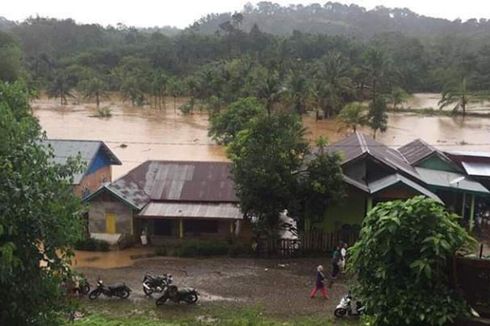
[340, 242, 348, 273]
[310, 265, 328, 299]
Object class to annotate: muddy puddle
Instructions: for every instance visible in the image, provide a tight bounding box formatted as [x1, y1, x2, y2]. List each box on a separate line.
[72, 247, 156, 269]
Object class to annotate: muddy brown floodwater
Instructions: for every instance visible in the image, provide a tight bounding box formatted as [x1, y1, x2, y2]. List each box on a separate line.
[33, 95, 490, 179]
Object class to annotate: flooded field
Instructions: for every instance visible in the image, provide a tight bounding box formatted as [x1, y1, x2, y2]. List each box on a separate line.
[33, 94, 490, 179]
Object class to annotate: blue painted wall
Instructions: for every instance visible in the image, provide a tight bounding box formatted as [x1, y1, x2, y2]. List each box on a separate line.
[86, 150, 112, 175]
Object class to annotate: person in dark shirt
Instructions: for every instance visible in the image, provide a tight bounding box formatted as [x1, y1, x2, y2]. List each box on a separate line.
[310, 265, 328, 299]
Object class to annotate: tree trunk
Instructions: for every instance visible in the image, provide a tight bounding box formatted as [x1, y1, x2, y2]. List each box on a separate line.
[96, 92, 100, 108]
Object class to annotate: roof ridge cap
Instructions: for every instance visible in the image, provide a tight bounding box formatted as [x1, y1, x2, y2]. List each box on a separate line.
[356, 132, 369, 154]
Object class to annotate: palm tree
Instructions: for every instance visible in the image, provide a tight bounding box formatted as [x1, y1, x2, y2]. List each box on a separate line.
[285, 71, 310, 114]
[46, 71, 74, 105]
[254, 68, 284, 115]
[312, 53, 353, 119]
[150, 70, 168, 110]
[78, 76, 108, 108]
[390, 86, 409, 109]
[439, 77, 469, 116]
[338, 102, 368, 133]
[167, 77, 183, 112]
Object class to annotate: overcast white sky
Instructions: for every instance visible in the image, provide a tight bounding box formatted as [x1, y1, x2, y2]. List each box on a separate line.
[2, 0, 489, 28]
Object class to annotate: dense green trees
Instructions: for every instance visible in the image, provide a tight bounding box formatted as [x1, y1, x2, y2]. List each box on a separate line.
[350, 197, 474, 325]
[0, 82, 84, 325]
[208, 97, 265, 144]
[1, 5, 489, 123]
[0, 31, 22, 82]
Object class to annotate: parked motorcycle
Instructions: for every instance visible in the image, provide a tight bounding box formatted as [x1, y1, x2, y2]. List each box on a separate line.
[88, 279, 131, 300]
[75, 276, 91, 295]
[155, 284, 199, 305]
[142, 273, 172, 296]
[334, 292, 365, 318]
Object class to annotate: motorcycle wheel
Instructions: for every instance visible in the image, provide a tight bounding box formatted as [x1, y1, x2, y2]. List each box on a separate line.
[184, 293, 198, 304]
[80, 283, 90, 295]
[143, 282, 153, 296]
[117, 289, 131, 299]
[334, 308, 347, 318]
[88, 289, 101, 300]
[156, 295, 168, 306]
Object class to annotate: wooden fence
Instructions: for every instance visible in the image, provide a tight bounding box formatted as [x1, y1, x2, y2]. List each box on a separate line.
[256, 230, 359, 257]
[453, 256, 490, 319]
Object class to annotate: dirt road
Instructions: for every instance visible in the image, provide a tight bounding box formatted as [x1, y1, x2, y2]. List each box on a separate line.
[76, 255, 351, 318]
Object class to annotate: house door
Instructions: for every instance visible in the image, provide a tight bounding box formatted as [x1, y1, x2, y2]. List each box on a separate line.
[105, 213, 117, 234]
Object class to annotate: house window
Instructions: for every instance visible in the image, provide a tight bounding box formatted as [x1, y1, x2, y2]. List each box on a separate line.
[105, 212, 117, 234]
[184, 220, 219, 235]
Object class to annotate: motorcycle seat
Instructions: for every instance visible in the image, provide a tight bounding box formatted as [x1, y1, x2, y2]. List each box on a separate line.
[109, 283, 125, 290]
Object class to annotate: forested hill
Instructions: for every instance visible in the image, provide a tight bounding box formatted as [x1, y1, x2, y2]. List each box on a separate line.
[0, 17, 15, 30]
[193, 2, 490, 39]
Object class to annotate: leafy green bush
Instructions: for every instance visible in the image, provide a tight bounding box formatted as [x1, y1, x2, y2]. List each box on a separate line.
[155, 240, 253, 257]
[176, 240, 229, 257]
[74, 238, 110, 251]
[350, 196, 475, 326]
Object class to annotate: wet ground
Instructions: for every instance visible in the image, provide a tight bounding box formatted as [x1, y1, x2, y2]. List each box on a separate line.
[75, 255, 349, 318]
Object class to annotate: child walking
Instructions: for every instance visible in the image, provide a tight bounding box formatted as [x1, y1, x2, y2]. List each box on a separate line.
[310, 265, 328, 299]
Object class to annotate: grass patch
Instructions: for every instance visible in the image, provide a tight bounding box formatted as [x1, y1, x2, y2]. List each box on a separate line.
[69, 300, 359, 325]
[155, 240, 252, 258]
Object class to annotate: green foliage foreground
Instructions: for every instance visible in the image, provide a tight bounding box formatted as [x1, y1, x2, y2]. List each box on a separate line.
[350, 196, 475, 326]
[0, 82, 84, 325]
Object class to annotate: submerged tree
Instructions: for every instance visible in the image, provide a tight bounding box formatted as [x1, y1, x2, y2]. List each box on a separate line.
[439, 77, 469, 116]
[78, 73, 108, 108]
[338, 102, 368, 133]
[0, 82, 84, 325]
[367, 95, 388, 138]
[350, 196, 475, 326]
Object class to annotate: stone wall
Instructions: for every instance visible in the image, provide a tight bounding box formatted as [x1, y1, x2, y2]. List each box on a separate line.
[88, 192, 134, 235]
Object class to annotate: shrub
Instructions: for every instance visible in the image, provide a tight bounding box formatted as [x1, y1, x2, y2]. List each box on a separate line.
[350, 196, 475, 326]
[177, 240, 229, 257]
[74, 238, 110, 251]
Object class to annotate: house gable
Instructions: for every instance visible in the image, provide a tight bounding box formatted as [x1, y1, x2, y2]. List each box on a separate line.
[417, 152, 460, 173]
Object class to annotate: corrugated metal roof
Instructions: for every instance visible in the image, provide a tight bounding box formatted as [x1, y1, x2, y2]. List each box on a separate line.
[446, 151, 490, 158]
[415, 167, 490, 194]
[326, 132, 420, 181]
[128, 161, 237, 202]
[41, 139, 121, 184]
[461, 162, 490, 177]
[368, 173, 442, 202]
[398, 139, 435, 165]
[138, 202, 242, 220]
[90, 160, 238, 209]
